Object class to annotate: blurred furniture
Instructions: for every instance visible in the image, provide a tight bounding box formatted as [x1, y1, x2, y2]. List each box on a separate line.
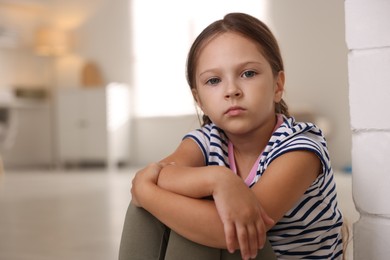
[0, 89, 53, 168]
[290, 107, 332, 139]
[0, 107, 11, 149]
[55, 83, 130, 168]
[0, 156, 3, 175]
[0, 89, 15, 151]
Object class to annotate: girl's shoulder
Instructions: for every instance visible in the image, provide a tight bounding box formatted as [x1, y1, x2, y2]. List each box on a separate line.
[183, 123, 228, 145]
[276, 115, 327, 145]
[182, 123, 229, 166]
[263, 115, 331, 173]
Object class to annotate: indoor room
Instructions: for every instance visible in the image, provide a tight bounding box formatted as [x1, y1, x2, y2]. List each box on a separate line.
[1, 0, 388, 259]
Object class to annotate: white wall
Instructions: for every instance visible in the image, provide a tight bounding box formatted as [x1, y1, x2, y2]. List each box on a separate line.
[131, 115, 200, 166]
[345, 0, 390, 258]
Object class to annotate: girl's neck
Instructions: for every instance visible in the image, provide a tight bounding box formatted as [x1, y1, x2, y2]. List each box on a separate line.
[228, 114, 282, 180]
[227, 114, 278, 156]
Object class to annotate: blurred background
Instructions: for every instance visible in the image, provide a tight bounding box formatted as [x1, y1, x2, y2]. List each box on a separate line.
[0, 0, 350, 171]
[0, 0, 355, 259]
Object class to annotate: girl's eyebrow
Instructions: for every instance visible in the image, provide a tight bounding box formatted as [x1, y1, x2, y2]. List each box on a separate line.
[198, 61, 264, 77]
[240, 61, 265, 67]
[198, 68, 219, 77]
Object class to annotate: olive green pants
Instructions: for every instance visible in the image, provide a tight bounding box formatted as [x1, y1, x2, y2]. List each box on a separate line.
[119, 203, 276, 260]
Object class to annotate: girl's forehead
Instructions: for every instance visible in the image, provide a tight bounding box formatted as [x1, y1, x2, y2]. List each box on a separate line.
[204, 32, 254, 48]
[198, 32, 265, 58]
[197, 32, 267, 65]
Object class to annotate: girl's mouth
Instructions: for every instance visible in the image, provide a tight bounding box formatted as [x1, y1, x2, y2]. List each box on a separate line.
[225, 106, 245, 116]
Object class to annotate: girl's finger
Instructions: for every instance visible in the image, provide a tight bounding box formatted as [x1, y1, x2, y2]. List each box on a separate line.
[223, 221, 236, 253]
[236, 224, 250, 260]
[247, 224, 259, 258]
[256, 220, 266, 249]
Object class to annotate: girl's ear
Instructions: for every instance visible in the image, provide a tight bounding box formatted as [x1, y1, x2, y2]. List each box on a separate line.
[274, 71, 285, 103]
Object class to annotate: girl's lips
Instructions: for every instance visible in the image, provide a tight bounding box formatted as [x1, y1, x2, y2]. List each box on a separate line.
[225, 106, 245, 116]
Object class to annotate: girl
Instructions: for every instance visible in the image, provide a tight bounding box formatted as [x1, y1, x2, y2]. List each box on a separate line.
[119, 12, 344, 260]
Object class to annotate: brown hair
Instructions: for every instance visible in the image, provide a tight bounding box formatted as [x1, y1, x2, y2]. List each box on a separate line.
[186, 12, 289, 126]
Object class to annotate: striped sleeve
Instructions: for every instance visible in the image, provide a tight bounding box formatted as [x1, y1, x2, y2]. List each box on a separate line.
[183, 124, 229, 167]
[261, 119, 331, 177]
[183, 127, 211, 165]
[267, 133, 330, 175]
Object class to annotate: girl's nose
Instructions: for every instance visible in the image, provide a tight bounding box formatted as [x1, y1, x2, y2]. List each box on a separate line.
[224, 83, 242, 99]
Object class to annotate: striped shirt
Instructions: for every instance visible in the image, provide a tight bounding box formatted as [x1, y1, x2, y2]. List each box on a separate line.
[183, 115, 343, 259]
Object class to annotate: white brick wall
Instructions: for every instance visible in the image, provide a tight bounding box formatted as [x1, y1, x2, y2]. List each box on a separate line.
[345, 0, 390, 49]
[352, 132, 390, 214]
[345, 0, 390, 259]
[349, 48, 390, 129]
[353, 217, 390, 260]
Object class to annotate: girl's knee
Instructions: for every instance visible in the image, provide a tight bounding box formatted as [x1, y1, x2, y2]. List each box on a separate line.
[119, 203, 170, 260]
[165, 231, 220, 260]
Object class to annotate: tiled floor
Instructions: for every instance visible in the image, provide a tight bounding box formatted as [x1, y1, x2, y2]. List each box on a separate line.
[0, 168, 358, 260]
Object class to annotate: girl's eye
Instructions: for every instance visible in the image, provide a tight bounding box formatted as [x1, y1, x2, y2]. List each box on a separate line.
[242, 70, 257, 78]
[206, 77, 221, 85]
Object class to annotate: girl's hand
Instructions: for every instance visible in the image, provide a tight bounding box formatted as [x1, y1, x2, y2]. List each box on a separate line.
[212, 172, 274, 260]
[131, 162, 165, 207]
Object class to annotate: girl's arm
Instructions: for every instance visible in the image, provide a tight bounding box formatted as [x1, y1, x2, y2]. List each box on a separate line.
[157, 138, 231, 198]
[131, 163, 227, 246]
[157, 138, 276, 258]
[131, 162, 269, 260]
[250, 150, 321, 224]
[156, 138, 321, 226]
[131, 138, 321, 259]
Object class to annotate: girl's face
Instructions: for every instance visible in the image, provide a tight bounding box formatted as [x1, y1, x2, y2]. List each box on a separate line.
[193, 32, 284, 136]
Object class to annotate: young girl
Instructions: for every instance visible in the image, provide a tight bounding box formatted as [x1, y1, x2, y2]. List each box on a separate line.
[119, 12, 344, 260]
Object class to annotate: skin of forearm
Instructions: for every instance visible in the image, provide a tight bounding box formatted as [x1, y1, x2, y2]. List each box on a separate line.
[157, 165, 232, 199]
[138, 181, 236, 249]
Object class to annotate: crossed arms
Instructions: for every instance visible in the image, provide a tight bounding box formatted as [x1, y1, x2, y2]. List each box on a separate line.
[131, 138, 320, 260]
